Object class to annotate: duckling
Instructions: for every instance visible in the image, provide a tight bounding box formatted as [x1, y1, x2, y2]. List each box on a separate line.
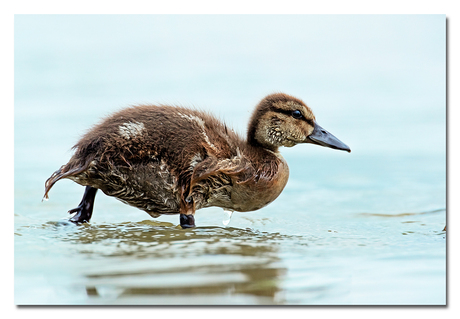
[44, 93, 350, 228]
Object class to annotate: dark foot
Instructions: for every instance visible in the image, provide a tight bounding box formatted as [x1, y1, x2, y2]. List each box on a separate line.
[180, 214, 195, 229]
[68, 186, 98, 223]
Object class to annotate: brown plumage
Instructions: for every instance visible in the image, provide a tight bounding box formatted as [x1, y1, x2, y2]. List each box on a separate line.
[44, 93, 350, 228]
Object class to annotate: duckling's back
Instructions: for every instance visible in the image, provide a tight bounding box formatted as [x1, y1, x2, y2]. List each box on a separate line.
[74, 105, 237, 169]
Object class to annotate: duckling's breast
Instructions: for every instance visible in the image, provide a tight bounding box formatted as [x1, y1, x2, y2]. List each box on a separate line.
[231, 153, 289, 212]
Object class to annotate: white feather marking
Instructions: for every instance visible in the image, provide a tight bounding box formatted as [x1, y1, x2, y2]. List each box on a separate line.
[177, 112, 218, 152]
[118, 121, 145, 139]
[189, 153, 203, 170]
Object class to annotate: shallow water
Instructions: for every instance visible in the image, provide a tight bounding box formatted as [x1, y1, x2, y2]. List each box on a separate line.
[14, 153, 446, 305]
[14, 15, 446, 305]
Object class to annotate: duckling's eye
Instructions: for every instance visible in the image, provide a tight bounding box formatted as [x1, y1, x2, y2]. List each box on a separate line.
[291, 110, 303, 119]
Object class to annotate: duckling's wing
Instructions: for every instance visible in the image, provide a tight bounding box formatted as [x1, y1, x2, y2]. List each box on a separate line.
[189, 153, 253, 190]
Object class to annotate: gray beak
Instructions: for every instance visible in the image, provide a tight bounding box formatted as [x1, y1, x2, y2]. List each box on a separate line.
[306, 123, 351, 153]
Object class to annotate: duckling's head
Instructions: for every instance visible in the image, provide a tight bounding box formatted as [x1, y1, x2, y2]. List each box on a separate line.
[248, 93, 351, 153]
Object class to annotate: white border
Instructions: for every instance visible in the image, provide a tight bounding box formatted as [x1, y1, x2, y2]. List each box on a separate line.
[4, 1, 457, 318]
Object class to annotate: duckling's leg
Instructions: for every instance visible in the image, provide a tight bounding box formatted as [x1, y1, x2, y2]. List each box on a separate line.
[68, 186, 98, 223]
[179, 197, 196, 228]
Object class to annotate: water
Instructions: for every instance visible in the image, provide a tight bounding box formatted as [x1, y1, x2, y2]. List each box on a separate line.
[222, 210, 234, 226]
[14, 15, 446, 305]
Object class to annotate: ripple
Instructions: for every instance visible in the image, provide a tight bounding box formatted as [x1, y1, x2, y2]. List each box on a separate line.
[29, 219, 307, 260]
[356, 208, 445, 218]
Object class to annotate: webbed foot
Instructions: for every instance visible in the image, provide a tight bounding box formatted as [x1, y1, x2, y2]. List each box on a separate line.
[180, 214, 195, 229]
[68, 205, 91, 223]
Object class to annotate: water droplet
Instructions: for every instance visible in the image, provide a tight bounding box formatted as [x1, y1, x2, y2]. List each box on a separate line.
[222, 210, 233, 226]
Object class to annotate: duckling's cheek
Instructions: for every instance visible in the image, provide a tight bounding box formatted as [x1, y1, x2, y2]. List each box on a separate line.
[264, 128, 283, 146]
[285, 132, 306, 146]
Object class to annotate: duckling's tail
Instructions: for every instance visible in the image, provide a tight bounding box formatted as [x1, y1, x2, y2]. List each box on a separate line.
[43, 157, 94, 201]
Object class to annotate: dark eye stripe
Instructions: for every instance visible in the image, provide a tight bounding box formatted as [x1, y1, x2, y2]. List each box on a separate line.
[272, 108, 314, 126]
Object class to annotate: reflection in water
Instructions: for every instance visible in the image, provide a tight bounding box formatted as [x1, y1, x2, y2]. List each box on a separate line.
[42, 220, 298, 304]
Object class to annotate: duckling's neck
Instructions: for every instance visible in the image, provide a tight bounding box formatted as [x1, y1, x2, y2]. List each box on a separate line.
[247, 132, 279, 153]
[247, 116, 281, 152]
